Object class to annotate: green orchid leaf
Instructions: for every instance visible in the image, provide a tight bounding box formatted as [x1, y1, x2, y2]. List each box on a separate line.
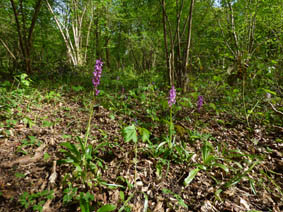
[97, 204, 116, 212]
[184, 168, 200, 186]
[85, 145, 93, 160]
[60, 142, 80, 158]
[76, 136, 85, 153]
[213, 163, 229, 173]
[59, 150, 80, 163]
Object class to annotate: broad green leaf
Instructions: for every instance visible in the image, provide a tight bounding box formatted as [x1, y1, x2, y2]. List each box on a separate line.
[138, 127, 150, 142]
[85, 145, 93, 160]
[59, 151, 80, 163]
[74, 163, 83, 172]
[143, 193, 148, 212]
[79, 199, 87, 212]
[262, 88, 277, 95]
[184, 168, 199, 186]
[203, 155, 215, 165]
[93, 142, 108, 152]
[196, 164, 207, 170]
[209, 103, 216, 110]
[175, 195, 188, 209]
[60, 142, 80, 158]
[97, 204, 116, 212]
[213, 163, 229, 173]
[119, 191, 125, 201]
[76, 136, 85, 153]
[122, 125, 137, 143]
[202, 141, 213, 164]
[249, 179, 257, 195]
[214, 189, 222, 201]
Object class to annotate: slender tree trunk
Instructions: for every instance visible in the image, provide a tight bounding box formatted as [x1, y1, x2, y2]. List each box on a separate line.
[10, 0, 27, 72]
[47, 0, 92, 67]
[10, 0, 42, 74]
[104, 37, 110, 68]
[175, 0, 184, 88]
[182, 0, 195, 92]
[95, 17, 101, 59]
[84, 5, 93, 63]
[46, 0, 77, 65]
[161, 0, 171, 85]
[0, 38, 16, 60]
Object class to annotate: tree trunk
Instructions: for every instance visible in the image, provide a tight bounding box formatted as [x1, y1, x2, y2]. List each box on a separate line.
[181, 0, 195, 92]
[104, 37, 110, 68]
[95, 17, 101, 59]
[161, 0, 171, 85]
[10, 0, 42, 74]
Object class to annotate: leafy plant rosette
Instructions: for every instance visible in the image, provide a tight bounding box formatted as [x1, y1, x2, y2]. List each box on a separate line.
[168, 85, 176, 149]
[184, 140, 230, 185]
[58, 60, 116, 212]
[122, 124, 151, 186]
[59, 59, 104, 185]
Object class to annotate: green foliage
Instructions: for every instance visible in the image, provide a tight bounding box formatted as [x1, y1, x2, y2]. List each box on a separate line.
[97, 204, 116, 212]
[17, 136, 41, 155]
[79, 192, 94, 212]
[44, 91, 61, 103]
[184, 168, 200, 186]
[63, 184, 78, 204]
[162, 188, 188, 209]
[18, 190, 54, 212]
[59, 136, 106, 186]
[0, 1, 282, 211]
[15, 74, 32, 88]
[122, 125, 137, 143]
[62, 184, 116, 212]
[138, 127, 151, 143]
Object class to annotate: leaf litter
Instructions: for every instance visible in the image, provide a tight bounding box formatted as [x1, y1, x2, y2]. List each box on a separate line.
[0, 90, 282, 212]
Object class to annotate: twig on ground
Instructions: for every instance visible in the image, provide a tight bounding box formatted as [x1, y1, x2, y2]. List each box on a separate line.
[268, 102, 283, 115]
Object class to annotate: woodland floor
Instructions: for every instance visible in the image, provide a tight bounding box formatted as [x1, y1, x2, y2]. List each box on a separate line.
[0, 87, 282, 212]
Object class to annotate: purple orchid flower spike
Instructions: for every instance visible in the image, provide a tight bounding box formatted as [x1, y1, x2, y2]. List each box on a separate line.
[197, 95, 204, 112]
[168, 86, 176, 107]
[92, 59, 103, 95]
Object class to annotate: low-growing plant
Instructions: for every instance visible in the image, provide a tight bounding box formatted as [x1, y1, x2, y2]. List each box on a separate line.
[15, 73, 32, 89]
[59, 60, 104, 186]
[62, 184, 116, 212]
[122, 124, 151, 186]
[162, 188, 188, 209]
[184, 139, 229, 187]
[59, 136, 107, 186]
[117, 192, 134, 212]
[122, 124, 139, 186]
[59, 60, 118, 212]
[17, 136, 41, 155]
[18, 190, 54, 212]
[168, 85, 176, 149]
[44, 90, 61, 103]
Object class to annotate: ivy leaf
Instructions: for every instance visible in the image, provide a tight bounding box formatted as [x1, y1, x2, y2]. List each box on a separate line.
[122, 124, 137, 143]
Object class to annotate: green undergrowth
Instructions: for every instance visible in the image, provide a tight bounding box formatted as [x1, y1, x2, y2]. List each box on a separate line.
[0, 70, 282, 211]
